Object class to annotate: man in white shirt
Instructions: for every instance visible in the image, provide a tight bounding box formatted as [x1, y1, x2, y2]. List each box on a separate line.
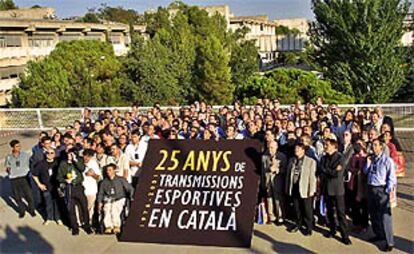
[108, 144, 130, 182]
[82, 149, 102, 223]
[125, 130, 146, 187]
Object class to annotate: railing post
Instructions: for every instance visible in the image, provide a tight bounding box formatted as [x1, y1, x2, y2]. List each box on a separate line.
[36, 109, 44, 130]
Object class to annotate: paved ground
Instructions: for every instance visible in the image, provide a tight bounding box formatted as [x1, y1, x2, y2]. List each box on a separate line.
[0, 131, 413, 254]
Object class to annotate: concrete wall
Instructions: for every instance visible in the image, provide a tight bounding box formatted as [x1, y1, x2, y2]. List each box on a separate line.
[0, 8, 56, 19]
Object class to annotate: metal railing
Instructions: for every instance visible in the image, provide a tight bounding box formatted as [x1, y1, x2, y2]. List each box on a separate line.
[0, 104, 413, 131]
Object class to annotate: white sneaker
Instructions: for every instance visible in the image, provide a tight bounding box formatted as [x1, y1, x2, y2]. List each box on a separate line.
[43, 220, 51, 226]
[56, 220, 63, 225]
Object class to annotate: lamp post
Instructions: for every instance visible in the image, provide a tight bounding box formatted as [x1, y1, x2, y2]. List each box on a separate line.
[87, 55, 105, 106]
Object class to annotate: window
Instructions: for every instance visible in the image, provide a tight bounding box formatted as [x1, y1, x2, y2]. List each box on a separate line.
[109, 33, 122, 44]
[28, 35, 54, 47]
[59, 34, 81, 41]
[0, 35, 22, 47]
[0, 37, 5, 48]
[85, 34, 103, 41]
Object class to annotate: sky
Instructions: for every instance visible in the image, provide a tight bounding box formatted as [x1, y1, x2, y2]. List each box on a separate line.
[14, 0, 314, 20]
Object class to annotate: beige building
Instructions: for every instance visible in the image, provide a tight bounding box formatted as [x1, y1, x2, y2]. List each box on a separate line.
[202, 5, 309, 69]
[0, 9, 130, 106]
[0, 7, 56, 19]
[273, 18, 309, 52]
[229, 15, 278, 67]
[402, 13, 413, 47]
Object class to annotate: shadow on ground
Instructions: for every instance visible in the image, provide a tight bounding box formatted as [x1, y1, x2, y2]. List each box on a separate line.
[0, 225, 54, 253]
[253, 229, 315, 253]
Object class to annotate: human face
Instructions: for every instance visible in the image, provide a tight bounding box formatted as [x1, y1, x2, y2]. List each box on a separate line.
[324, 141, 337, 154]
[268, 142, 277, 155]
[46, 149, 55, 160]
[383, 132, 392, 143]
[131, 134, 140, 144]
[381, 124, 391, 134]
[119, 135, 127, 145]
[83, 154, 92, 163]
[295, 146, 305, 158]
[12, 143, 21, 153]
[323, 128, 331, 139]
[343, 131, 352, 143]
[372, 140, 383, 155]
[111, 146, 119, 157]
[203, 130, 212, 140]
[43, 139, 52, 150]
[226, 127, 235, 139]
[371, 113, 379, 124]
[148, 125, 155, 136]
[369, 129, 378, 140]
[106, 166, 116, 179]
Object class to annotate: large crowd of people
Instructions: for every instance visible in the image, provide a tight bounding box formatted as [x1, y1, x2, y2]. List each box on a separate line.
[4, 97, 401, 251]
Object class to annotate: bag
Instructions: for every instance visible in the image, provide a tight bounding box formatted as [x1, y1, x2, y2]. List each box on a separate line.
[256, 200, 268, 224]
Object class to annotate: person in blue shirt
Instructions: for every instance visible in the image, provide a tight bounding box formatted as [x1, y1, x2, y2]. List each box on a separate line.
[363, 139, 397, 252]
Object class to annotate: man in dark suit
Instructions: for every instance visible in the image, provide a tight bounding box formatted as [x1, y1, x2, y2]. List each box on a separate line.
[286, 143, 317, 236]
[319, 138, 352, 245]
[30, 136, 52, 209]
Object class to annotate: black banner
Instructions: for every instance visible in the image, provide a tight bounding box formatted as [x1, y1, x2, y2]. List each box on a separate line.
[119, 140, 262, 247]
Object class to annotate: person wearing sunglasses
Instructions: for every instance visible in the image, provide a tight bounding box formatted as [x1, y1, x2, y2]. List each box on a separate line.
[32, 148, 62, 225]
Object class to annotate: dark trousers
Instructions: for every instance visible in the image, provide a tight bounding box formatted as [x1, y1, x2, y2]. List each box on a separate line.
[352, 198, 369, 228]
[43, 191, 61, 221]
[30, 176, 42, 210]
[326, 194, 349, 238]
[292, 185, 313, 232]
[10, 176, 35, 215]
[67, 185, 90, 230]
[367, 186, 394, 246]
[132, 176, 139, 190]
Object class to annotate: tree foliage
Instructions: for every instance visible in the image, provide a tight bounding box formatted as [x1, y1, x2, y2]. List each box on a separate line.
[237, 68, 354, 105]
[78, 4, 144, 25]
[309, 0, 410, 103]
[12, 40, 124, 107]
[0, 0, 17, 10]
[123, 2, 251, 105]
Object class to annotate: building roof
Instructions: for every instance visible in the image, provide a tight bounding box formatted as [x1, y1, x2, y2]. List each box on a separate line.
[230, 16, 277, 27]
[0, 18, 129, 32]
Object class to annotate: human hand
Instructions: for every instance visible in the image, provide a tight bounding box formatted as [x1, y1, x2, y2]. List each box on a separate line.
[39, 184, 47, 191]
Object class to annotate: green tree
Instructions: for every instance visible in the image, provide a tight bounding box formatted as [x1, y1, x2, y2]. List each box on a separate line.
[236, 68, 354, 105]
[230, 27, 259, 99]
[0, 0, 17, 10]
[12, 40, 124, 107]
[194, 36, 233, 104]
[123, 2, 250, 105]
[122, 34, 182, 105]
[78, 4, 144, 25]
[97, 4, 144, 25]
[77, 11, 100, 23]
[309, 0, 411, 103]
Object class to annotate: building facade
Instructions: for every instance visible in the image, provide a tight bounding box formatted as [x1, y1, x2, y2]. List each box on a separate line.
[229, 15, 278, 68]
[273, 18, 309, 52]
[0, 13, 130, 106]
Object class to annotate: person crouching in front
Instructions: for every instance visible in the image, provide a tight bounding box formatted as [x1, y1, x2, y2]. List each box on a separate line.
[97, 163, 134, 234]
